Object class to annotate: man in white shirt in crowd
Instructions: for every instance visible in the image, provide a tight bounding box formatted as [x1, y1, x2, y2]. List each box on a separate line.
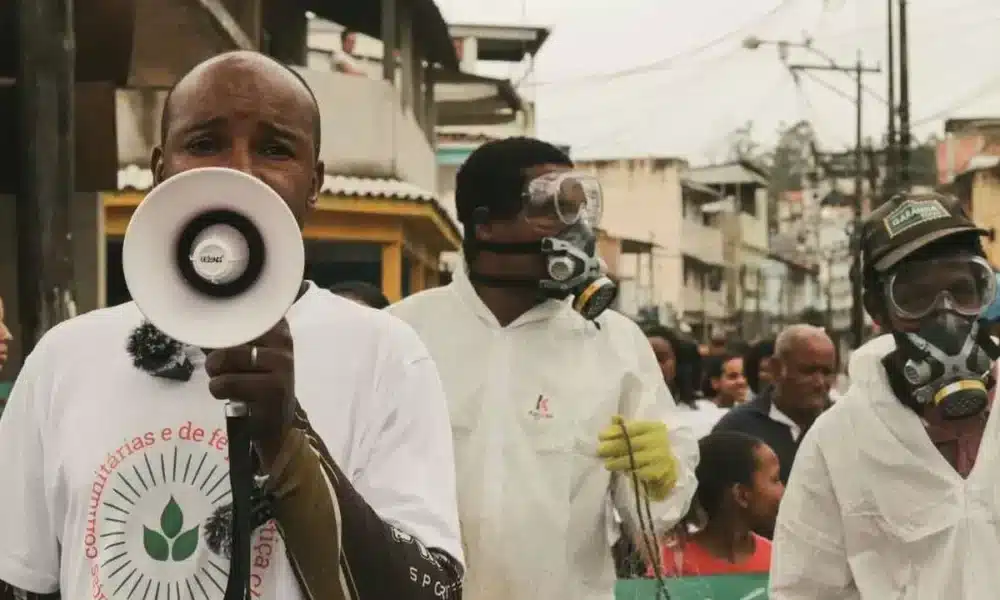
[389, 137, 698, 600]
[0, 51, 463, 600]
[713, 324, 835, 491]
[771, 192, 1000, 598]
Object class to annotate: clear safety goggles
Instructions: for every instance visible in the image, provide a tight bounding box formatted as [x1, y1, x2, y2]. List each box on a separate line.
[885, 255, 998, 320]
[522, 171, 603, 227]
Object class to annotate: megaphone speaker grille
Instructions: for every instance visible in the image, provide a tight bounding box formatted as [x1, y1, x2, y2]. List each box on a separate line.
[122, 168, 305, 349]
[176, 209, 265, 298]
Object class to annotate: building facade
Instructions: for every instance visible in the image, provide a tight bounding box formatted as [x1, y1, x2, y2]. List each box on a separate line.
[685, 162, 778, 340]
[574, 158, 687, 323]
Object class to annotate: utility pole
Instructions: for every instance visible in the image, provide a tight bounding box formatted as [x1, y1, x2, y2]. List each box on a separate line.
[16, 0, 77, 353]
[898, 0, 912, 188]
[788, 53, 880, 349]
[825, 253, 834, 330]
[738, 265, 747, 340]
[866, 143, 880, 202]
[885, 0, 897, 198]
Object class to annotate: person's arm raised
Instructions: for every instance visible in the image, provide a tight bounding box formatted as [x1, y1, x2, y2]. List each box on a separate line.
[264, 323, 463, 599]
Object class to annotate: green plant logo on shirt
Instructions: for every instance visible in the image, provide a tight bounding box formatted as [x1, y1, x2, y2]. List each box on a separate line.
[143, 496, 200, 562]
[85, 425, 245, 599]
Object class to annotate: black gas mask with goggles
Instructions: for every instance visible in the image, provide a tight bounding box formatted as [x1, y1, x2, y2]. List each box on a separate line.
[468, 170, 618, 321]
[880, 254, 1000, 419]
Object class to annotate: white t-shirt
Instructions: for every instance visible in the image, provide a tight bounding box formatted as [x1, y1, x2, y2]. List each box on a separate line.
[0, 283, 462, 598]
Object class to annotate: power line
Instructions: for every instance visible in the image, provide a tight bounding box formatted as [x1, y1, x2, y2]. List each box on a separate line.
[693, 73, 796, 161]
[790, 70, 851, 149]
[536, 47, 747, 129]
[521, 0, 798, 89]
[816, 0, 997, 42]
[912, 67, 1000, 127]
[570, 71, 786, 158]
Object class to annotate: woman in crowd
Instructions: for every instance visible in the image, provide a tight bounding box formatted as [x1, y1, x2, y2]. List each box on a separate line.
[649, 431, 783, 577]
[643, 323, 724, 438]
[704, 352, 749, 409]
[743, 338, 776, 398]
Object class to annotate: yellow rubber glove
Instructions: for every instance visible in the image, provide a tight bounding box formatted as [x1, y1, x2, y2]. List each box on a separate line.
[597, 415, 678, 501]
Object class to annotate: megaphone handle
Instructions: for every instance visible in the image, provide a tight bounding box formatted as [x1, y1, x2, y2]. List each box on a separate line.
[223, 400, 253, 600]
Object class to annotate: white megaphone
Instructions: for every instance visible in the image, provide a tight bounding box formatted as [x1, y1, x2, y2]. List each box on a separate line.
[122, 167, 305, 350]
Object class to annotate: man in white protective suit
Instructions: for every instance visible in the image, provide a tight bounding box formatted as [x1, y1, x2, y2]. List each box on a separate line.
[770, 191, 1000, 599]
[388, 137, 698, 600]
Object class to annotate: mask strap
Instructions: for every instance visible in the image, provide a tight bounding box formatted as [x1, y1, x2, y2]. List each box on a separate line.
[976, 325, 1000, 361]
[467, 271, 540, 289]
[882, 350, 924, 414]
[473, 240, 543, 254]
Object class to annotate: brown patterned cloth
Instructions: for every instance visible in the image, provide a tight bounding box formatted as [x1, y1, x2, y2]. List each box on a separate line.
[265, 422, 350, 600]
[264, 407, 462, 600]
[923, 404, 990, 478]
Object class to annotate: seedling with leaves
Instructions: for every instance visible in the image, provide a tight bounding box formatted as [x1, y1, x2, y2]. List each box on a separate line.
[143, 496, 200, 562]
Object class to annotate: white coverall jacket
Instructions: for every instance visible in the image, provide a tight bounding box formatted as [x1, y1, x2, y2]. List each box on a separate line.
[388, 268, 698, 600]
[771, 334, 1000, 599]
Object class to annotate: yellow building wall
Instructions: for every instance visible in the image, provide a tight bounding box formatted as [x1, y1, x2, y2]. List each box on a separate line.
[971, 171, 1000, 267]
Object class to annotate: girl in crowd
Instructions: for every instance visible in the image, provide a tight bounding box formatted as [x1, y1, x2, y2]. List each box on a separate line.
[704, 352, 749, 409]
[643, 324, 725, 439]
[649, 431, 783, 577]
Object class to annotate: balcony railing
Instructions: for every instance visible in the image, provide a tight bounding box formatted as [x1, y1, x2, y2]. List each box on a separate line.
[682, 285, 728, 319]
[116, 69, 438, 192]
[681, 221, 724, 265]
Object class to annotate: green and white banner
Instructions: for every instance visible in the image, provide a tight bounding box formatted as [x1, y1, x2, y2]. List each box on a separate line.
[616, 574, 769, 600]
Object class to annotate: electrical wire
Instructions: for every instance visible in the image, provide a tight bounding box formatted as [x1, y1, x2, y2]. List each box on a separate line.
[791, 71, 854, 149]
[692, 73, 794, 162]
[538, 47, 748, 132]
[912, 59, 1000, 127]
[521, 0, 798, 89]
[798, 69, 856, 105]
[568, 62, 792, 159]
[817, 0, 998, 43]
[621, 420, 671, 600]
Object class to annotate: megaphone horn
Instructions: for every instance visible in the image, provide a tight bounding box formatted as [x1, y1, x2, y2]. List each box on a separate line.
[123, 167, 305, 600]
[122, 167, 305, 350]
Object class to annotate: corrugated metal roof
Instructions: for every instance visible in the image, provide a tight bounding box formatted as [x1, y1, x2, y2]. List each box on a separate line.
[437, 131, 499, 144]
[117, 165, 436, 201]
[962, 154, 1000, 175]
[118, 164, 155, 190]
[321, 175, 436, 201]
[685, 163, 769, 187]
[115, 165, 460, 243]
[681, 178, 723, 199]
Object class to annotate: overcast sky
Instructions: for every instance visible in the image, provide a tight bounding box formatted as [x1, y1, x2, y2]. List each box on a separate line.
[433, 0, 1000, 163]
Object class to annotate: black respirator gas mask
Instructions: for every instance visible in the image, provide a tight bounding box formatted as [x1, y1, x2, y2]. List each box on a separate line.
[884, 255, 1000, 419]
[468, 170, 618, 321]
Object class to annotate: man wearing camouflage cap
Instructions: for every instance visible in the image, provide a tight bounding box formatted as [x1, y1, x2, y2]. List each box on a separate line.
[770, 192, 1000, 599]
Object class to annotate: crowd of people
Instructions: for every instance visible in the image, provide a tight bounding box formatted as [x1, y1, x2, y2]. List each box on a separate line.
[2, 48, 1000, 600]
[607, 321, 837, 579]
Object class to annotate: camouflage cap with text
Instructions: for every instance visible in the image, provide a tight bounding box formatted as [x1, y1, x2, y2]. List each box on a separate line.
[860, 192, 988, 275]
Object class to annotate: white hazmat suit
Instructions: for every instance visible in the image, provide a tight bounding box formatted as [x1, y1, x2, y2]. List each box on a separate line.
[771, 334, 1000, 599]
[388, 268, 698, 600]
